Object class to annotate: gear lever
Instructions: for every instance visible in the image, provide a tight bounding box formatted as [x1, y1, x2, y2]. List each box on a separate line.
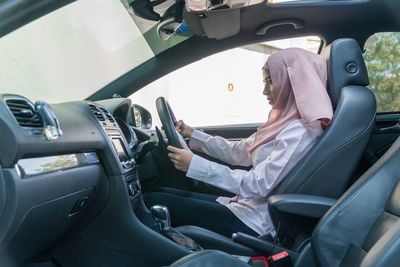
[149, 205, 202, 251]
[150, 205, 171, 232]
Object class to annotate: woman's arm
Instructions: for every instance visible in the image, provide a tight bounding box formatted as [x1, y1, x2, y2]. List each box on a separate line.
[189, 129, 253, 167]
[186, 121, 318, 198]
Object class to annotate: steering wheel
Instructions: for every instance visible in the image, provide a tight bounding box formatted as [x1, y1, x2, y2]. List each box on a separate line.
[156, 97, 182, 149]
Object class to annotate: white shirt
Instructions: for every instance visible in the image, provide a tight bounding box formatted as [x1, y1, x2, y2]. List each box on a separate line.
[186, 119, 323, 236]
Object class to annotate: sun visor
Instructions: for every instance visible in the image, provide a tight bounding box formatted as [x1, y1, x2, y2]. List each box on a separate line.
[183, 0, 263, 40]
[199, 9, 241, 40]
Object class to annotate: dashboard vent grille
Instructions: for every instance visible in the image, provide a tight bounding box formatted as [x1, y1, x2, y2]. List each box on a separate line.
[88, 104, 105, 121]
[100, 107, 115, 123]
[6, 99, 43, 128]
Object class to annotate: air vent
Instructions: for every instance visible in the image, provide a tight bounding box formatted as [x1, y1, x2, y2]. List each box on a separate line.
[88, 104, 105, 121]
[6, 99, 43, 128]
[99, 107, 115, 123]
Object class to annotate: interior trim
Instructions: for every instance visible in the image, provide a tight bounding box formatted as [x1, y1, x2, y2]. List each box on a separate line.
[16, 152, 99, 177]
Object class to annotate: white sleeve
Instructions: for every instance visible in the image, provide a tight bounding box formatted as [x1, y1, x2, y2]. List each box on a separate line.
[188, 129, 253, 167]
[186, 123, 311, 198]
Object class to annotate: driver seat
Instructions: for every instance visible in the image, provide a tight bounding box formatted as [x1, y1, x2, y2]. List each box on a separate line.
[175, 38, 376, 248]
[274, 38, 376, 199]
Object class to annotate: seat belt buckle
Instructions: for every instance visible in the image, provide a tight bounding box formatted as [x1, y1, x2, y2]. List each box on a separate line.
[267, 251, 292, 267]
[249, 256, 269, 267]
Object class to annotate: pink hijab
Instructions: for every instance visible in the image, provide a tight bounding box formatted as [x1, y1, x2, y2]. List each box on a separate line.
[246, 48, 333, 154]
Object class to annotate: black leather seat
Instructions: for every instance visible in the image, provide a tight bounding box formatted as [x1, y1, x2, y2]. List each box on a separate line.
[175, 38, 376, 248]
[275, 38, 375, 199]
[171, 135, 400, 266]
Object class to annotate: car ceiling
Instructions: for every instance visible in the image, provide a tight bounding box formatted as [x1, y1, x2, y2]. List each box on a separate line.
[1, 0, 399, 101]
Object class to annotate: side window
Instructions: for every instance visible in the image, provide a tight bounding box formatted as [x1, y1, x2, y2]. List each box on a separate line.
[364, 32, 400, 113]
[131, 36, 321, 128]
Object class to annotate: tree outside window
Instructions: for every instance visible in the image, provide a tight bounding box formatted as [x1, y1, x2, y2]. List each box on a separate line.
[364, 32, 400, 112]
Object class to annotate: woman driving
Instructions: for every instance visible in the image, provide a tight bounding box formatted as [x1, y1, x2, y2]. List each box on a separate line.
[147, 48, 333, 238]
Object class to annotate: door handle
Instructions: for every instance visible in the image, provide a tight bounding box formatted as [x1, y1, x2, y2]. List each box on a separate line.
[256, 19, 304, 35]
[377, 123, 400, 133]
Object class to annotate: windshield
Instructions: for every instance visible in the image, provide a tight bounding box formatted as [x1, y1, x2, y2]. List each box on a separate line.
[0, 0, 190, 103]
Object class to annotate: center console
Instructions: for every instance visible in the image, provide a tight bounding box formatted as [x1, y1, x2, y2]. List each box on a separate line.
[89, 103, 141, 204]
[105, 128, 141, 201]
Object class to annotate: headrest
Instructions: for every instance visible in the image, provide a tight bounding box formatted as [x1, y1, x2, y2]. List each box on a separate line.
[321, 38, 370, 109]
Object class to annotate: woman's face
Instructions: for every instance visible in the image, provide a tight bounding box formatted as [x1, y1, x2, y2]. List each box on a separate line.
[263, 67, 276, 105]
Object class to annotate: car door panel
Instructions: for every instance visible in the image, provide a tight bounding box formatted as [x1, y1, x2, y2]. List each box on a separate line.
[199, 123, 259, 140]
[351, 113, 400, 185]
[366, 114, 400, 163]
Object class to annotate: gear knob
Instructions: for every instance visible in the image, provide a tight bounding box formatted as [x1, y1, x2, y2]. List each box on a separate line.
[150, 205, 171, 232]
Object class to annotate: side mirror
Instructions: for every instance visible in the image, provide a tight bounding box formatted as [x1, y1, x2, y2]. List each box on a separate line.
[129, 104, 152, 129]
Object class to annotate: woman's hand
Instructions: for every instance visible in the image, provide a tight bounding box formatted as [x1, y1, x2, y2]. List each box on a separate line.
[175, 120, 194, 138]
[167, 145, 193, 172]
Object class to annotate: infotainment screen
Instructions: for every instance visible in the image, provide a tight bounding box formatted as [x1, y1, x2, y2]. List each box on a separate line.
[111, 138, 129, 162]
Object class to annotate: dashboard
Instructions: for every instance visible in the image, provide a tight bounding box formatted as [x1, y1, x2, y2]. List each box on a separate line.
[0, 94, 143, 265]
